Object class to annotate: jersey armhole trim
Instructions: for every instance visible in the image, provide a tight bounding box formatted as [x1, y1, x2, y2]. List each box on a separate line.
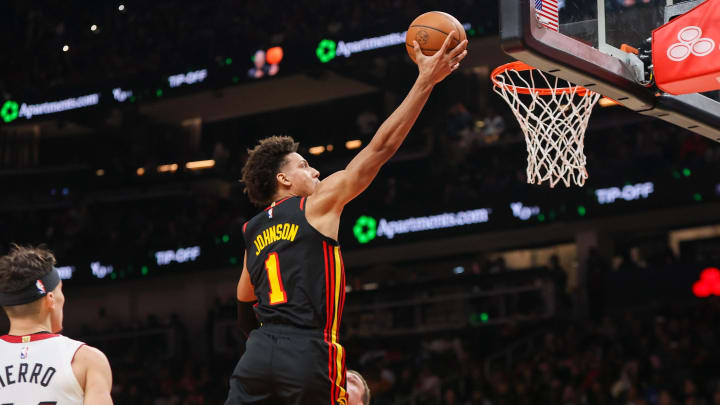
[71, 343, 87, 364]
[302, 197, 340, 245]
[70, 343, 87, 396]
[242, 221, 249, 234]
[300, 197, 306, 211]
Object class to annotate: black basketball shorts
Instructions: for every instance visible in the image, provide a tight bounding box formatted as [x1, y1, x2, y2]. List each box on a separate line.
[225, 324, 347, 405]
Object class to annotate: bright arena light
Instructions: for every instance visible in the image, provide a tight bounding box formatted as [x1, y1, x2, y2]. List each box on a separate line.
[62, 45, 69, 52]
[158, 164, 179, 173]
[136, 167, 145, 176]
[309, 146, 325, 155]
[345, 140, 362, 149]
[118, 4, 125, 11]
[91, 24, 98, 31]
[185, 160, 215, 170]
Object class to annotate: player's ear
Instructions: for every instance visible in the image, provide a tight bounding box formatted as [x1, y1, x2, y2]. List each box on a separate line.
[276, 172, 291, 187]
[44, 292, 56, 311]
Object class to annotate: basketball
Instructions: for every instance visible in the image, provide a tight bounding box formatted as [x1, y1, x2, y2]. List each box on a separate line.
[406, 11, 466, 64]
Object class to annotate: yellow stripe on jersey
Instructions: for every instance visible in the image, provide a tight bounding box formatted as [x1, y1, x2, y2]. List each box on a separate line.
[332, 246, 347, 402]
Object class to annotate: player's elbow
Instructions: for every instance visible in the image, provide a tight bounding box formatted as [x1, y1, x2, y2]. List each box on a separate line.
[237, 286, 257, 302]
[369, 138, 400, 159]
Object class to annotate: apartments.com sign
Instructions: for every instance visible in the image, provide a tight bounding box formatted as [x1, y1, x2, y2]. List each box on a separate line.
[1, 94, 100, 123]
[316, 23, 471, 63]
[353, 208, 492, 244]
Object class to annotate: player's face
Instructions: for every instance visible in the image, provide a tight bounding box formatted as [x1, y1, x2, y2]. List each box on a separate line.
[347, 372, 366, 405]
[49, 282, 65, 333]
[281, 152, 320, 197]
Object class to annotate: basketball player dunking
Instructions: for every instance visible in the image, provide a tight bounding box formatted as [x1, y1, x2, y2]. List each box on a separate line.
[225, 33, 468, 405]
[0, 245, 113, 404]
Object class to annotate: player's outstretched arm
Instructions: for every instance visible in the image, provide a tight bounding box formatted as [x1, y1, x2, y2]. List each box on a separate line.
[309, 33, 468, 215]
[74, 345, 113, 405]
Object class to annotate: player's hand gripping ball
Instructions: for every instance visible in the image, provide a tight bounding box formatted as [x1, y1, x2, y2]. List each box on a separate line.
[406, 11, 467, 64]
[406, 12, 468, 83]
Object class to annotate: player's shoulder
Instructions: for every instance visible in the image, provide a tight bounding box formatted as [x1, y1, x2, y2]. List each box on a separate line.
[73, 344, 111, 370]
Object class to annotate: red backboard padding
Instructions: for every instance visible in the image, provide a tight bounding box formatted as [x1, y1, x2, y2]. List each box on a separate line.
[653, 0, 720, 95]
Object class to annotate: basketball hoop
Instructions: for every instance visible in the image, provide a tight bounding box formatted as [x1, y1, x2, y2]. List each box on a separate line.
[491, 61, 601, 188]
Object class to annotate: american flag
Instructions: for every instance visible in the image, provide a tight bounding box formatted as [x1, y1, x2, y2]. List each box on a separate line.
[535, 0, 559, 31]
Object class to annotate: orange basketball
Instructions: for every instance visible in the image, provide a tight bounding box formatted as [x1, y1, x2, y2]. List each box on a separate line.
[406, 11, 466, 64]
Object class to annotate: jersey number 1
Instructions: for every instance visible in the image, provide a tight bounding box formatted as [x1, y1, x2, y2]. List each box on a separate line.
[264, 253, 288, 305]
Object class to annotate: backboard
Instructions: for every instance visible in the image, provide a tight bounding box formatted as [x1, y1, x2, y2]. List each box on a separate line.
[500, 0, 720, 142]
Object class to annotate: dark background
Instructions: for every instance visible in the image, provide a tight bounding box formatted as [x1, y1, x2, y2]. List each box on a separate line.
[1, 0, 720, 404]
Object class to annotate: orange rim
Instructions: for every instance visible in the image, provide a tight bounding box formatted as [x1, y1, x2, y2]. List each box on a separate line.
[491, 61, 592, 96]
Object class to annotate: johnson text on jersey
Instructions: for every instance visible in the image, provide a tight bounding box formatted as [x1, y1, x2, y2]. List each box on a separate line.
[253, 223, 300, 256]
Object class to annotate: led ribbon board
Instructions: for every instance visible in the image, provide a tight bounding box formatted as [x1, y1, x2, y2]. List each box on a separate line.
[90, 262, 113, 279]
[155, 246, 201, 266]
[168, 69, 208, 88]
[55, 266, 76, 280]
[353, 208, 492, 243]
[510, 202, 540, 220]
[595, 182, 654, 205]
[1, 94, 100, 123]
[317, 23, 471, 63]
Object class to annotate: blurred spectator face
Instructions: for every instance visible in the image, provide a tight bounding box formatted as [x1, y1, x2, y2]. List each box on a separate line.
[471, 390, 487, 405]
[347, 371, 369, 405]
[659, 391, 675, 405]
[684, 379, 697, 396]
[563, 385, 576, 403]
[444, 388, 457, 405]
[254, 50, 266, 69]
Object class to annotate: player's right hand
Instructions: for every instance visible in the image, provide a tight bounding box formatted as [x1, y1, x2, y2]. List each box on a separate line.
[414, 31, 468, 85]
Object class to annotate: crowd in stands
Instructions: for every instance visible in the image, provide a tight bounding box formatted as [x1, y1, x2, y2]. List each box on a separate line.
[2, 102, 719, 267]
[3, 2, 720, 404]
[2, 0, 718, 268]
[0, 0, 487, 94]
[0, 192, 249, 271]
[60, 288, 720, 405]
[367, 300, 720, 405]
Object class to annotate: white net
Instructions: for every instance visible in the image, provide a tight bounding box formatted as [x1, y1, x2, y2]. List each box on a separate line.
[492, 64, 601, 188]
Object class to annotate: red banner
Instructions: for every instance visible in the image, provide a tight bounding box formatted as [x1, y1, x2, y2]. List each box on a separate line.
[652, 0, 720, 95]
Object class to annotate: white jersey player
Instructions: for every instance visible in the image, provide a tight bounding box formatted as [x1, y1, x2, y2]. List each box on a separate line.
[0, 245, 113, 404]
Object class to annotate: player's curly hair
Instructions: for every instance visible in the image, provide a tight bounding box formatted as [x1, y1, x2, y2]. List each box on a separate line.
[241, 136, 299, 207]
[0, 244, 56, 293]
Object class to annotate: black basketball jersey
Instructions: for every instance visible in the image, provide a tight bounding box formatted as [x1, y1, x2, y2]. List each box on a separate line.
[242, 196, 346, 336]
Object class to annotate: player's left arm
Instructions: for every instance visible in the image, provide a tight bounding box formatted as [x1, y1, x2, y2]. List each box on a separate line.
[236, 251, 255, 302]
[308, 35, 468, 216]
[236, 251, 259, 337]
[75, 345, 113, 405]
